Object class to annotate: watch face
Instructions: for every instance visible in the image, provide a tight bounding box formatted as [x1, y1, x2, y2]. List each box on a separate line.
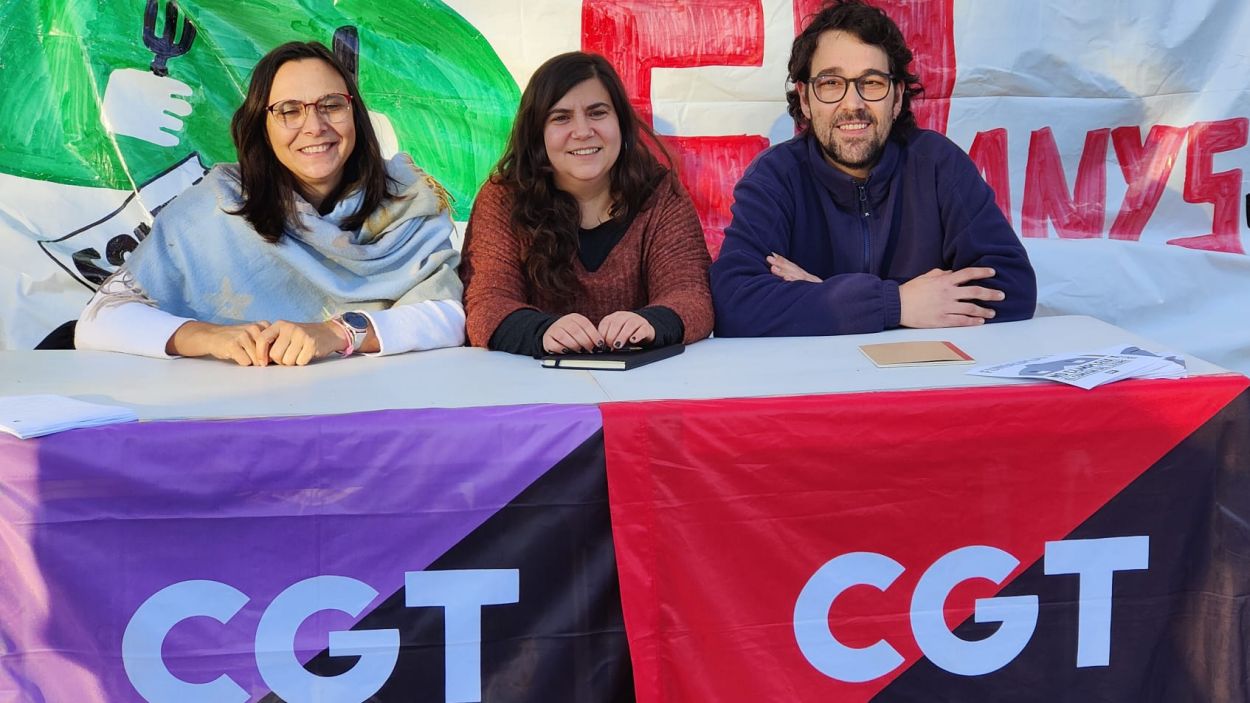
[342, 312, 369, 332]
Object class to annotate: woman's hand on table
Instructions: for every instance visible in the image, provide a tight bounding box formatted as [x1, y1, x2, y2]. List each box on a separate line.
[543, 313, 604, 354]
[598, 311, 655, 350]
[168, 320, 273, 366]
[255, 320, 347, 366]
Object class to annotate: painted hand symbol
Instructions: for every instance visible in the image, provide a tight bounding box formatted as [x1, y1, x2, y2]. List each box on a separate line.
[101, 69, 192, 147]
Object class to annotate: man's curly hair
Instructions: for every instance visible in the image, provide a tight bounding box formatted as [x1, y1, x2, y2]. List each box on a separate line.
[786, 0, 924, 140]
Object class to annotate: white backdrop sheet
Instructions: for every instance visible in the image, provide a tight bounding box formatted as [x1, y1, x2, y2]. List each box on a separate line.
[2, 0, 1248, 374]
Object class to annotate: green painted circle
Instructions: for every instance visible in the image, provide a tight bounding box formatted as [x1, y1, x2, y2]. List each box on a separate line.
[0, 0, 519, 219]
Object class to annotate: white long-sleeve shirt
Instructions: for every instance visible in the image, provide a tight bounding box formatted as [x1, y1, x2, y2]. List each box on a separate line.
[76, 275, 465, 358]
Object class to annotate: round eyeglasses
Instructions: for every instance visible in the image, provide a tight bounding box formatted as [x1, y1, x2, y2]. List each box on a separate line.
[807, 71, 895, 104]
[266, 93, 354, 129]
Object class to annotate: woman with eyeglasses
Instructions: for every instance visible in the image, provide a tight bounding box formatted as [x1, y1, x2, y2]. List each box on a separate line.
[460, 52, 712, 357]
[74, 41, 464, 365]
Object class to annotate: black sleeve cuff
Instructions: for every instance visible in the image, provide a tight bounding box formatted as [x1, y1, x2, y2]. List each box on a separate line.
[488, 309, 558, 357]
[636, 306, 685, 348]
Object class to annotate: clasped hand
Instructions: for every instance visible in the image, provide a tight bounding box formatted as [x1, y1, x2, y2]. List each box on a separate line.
[542, 312, 656, 354]
[170, 320, 346, 366]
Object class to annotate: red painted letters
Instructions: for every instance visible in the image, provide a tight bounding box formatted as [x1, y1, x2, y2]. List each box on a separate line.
[582, 0, 767, 255]
[1173, 118, 1248, 254]
[1109, 125, 1186, 242]
[968, 128, 1012, 226]
[1022, 127, 1110, 239]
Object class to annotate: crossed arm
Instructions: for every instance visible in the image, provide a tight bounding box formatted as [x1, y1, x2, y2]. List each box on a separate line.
[766, 252, 1005, 328]
[712, 153, 1034, 336]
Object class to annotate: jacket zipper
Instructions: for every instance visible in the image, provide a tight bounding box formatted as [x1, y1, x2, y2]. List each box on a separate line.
[857, 183, 871, 271]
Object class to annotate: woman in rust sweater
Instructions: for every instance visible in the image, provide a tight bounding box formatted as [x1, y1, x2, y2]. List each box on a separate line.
[461, 52, 713, 356]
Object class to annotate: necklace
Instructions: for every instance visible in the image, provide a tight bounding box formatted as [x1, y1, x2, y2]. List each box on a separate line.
[580, 200, 614, 229]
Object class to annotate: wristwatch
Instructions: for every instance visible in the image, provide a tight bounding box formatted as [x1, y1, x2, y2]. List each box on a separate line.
[337, 311, 370, 356]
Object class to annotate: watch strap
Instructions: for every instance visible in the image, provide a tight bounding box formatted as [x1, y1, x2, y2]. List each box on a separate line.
[334, 312, 369, 356]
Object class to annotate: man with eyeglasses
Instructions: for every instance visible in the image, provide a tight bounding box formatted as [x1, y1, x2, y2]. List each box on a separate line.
[710, 0, 1036, 337]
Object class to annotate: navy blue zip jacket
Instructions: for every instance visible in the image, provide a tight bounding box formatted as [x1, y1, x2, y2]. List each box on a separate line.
[710, 130, 1036, 337]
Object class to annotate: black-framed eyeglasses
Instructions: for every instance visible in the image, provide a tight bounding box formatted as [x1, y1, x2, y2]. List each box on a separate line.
[266, 93, 354, 129]
[806, 71, 895, 104]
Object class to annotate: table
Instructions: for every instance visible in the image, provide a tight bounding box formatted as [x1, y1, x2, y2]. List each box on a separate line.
[1, 316, 1228, 418]
[1, 316, 1246, 702]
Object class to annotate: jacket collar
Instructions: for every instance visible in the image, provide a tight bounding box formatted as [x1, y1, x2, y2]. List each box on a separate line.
[804, 131, 901, 213]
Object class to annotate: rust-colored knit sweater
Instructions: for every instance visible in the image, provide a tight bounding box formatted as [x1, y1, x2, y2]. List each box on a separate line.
[461, 176, 714, 348]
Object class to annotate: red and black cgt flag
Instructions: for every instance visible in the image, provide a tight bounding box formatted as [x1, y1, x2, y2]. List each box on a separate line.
[602, 376, 1250, 702]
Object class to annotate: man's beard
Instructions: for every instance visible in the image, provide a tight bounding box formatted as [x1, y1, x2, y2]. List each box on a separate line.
[816, 109, 888, 175]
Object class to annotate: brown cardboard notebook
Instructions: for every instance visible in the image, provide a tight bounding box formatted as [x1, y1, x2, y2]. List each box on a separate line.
[858, 340, 974, 367]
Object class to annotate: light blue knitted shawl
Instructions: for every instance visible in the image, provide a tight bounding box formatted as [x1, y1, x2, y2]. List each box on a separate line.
[120, 154, 461, 324]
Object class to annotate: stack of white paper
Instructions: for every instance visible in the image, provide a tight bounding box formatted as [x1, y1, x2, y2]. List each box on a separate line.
[967, 345, 1188, 390]
[1093, 345, 1188, 380]
[0, 395, 139, 439]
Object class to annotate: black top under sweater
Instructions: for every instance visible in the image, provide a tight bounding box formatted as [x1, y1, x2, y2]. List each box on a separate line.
[488, 214, 684, 356]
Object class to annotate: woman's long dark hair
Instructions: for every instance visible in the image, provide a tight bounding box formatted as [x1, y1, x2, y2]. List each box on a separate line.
[229, 41, 391, 243]
[493, 51, 672, 307]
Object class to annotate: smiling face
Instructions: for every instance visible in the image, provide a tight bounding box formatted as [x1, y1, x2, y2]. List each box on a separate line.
[265, 58, 356, 207]
[798, 30, 902, 179]
[543, 77, 622, 199]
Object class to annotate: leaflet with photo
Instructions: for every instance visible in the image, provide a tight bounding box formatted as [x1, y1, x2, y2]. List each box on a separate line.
[966, 345, 1186, 390]
[1092, 344, 1187, 379]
